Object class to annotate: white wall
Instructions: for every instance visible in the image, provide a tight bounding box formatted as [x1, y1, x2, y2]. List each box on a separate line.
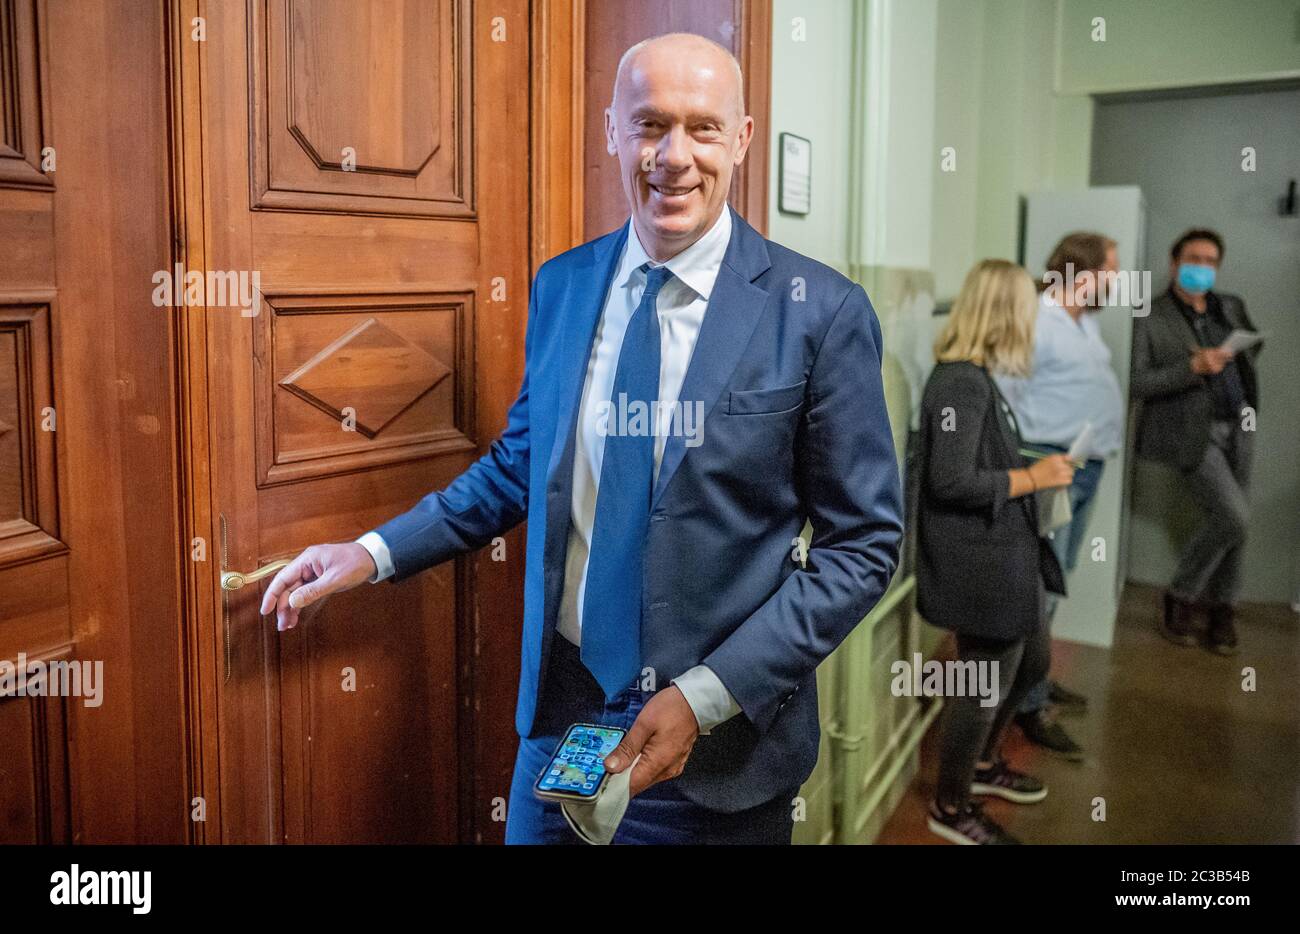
[868, 0, 937, 271]
[929, 0, 985, 299]
[767, 0, 856, 272]
[930, 0, 1095, 301]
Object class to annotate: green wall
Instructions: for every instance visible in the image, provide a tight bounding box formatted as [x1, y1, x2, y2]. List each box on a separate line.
[1057, 0, 1300, 94]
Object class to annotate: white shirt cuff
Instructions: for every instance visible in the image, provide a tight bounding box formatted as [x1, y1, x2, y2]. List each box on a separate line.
[671, 665, 741, 735]
[355, 531, 394, 583]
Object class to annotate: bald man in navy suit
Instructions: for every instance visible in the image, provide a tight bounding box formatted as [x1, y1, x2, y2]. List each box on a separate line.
[263, 33, 902, 844]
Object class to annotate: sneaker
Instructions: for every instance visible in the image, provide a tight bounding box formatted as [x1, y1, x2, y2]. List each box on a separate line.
[972, 760, 1048, 804]
[1160, 591, 1198, 647]
[1207, 604, 1240, 656]
[927, 800, 1021, 845]
[1048, 680, 1088, 711]
[1015, 709, 1084, 761]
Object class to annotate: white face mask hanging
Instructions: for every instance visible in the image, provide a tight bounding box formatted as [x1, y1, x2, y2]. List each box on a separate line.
[559, 753, 641, 845]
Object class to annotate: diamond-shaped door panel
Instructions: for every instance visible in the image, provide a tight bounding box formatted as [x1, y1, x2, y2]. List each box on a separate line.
[279, 317, 451, 439]
[253, 291, 474, 486]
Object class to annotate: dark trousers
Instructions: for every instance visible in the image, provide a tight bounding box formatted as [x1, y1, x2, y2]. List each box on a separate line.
[505, 634, 797, 844]
[1171, 420, 1254, 607]
[935, 585, 1050, 811]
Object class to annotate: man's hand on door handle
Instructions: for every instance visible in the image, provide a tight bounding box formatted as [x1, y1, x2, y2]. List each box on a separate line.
[260, 543, 378, 631]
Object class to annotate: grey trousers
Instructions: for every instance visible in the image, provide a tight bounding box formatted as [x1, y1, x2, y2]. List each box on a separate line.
[1170, 420, 1254, 607]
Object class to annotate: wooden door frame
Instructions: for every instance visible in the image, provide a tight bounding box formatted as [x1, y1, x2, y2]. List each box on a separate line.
[733, 0, 773, 232]
[166, 0, 216, 845]
[530, 0, 587, 268]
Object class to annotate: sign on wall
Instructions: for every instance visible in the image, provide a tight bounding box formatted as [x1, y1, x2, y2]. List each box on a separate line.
[778, 132, 811, 215]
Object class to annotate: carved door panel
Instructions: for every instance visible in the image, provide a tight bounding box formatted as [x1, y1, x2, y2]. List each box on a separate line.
[189, 0, 528, 843]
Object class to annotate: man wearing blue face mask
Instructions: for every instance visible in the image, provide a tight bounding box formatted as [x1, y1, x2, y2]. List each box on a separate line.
[1131, 228, 1261, 655]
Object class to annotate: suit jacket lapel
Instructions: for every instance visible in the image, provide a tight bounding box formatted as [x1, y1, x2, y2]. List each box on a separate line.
[1164, 294, 1200, 351]
[652, 210, 772, 509]
[541, 225, 628, 584]
[545, 225, 628, 483]
[983, 368, 1038, 530]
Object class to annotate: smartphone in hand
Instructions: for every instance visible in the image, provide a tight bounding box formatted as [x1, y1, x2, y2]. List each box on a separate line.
[533, 723, 627, 803]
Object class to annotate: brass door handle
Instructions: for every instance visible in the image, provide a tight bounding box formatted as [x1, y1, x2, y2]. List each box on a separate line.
[220, 558, 291, 592]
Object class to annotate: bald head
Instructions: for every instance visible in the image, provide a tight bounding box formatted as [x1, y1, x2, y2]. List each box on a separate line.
[612, 33, 745, 122]
[604, 32, 754, 262]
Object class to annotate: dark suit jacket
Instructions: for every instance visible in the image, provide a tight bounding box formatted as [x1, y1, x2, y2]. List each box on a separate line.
[1131, 289, 1260, 471]
[916, 361, 1063, 641]
[371, 207, 904, 812]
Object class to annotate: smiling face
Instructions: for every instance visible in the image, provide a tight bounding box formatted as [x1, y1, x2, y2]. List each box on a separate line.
[605, 35, 753, 262]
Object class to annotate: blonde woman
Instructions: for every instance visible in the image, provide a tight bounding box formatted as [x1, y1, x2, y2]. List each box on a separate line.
[916, 259, 1074, 845]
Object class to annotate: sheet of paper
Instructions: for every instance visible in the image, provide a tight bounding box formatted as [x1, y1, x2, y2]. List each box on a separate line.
[1067, 421, 1094, 461]
[1039, 487, 1072, 536]
[1219, 329, 1263, 354]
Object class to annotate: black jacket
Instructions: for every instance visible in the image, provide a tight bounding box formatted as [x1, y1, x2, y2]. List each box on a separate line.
[1132, 289, 1260, 471]
[916, 361, 1064, 641]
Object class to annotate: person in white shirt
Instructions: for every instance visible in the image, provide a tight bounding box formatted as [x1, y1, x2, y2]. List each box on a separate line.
[995, 232, 1122, 761]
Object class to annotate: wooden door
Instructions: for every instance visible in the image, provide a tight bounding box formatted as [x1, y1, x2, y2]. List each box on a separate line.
[1, 0, 184, 844]
[175, 0, 530, 844]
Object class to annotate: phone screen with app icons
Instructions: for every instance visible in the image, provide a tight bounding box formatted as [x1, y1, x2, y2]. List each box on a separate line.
[533, 723, 627, 801]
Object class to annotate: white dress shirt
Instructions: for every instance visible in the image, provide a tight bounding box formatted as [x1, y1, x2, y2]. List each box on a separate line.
[359, 208, 742, 734]
[994, 291, 1125, 459]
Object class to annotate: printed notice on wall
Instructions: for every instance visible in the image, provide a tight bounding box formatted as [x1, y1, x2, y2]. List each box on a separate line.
[779, 133, 811, 215]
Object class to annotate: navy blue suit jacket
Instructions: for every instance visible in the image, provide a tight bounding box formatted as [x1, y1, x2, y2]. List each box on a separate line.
[374, 207, 903, 812]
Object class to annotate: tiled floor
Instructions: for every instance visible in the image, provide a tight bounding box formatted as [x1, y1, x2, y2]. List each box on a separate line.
[877, 583, 1300, 844]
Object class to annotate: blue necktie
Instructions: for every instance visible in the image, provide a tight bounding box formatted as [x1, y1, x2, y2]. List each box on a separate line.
[581, 263, 673, 699]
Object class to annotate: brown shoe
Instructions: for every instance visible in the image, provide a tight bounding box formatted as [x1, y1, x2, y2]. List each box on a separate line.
[1161, 591, 1198, 647]
[1207, 604, 1240, 656]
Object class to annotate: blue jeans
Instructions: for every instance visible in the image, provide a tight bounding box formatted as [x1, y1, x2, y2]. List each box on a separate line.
[504, 634, 796, 844]
[1018, 444, 1105, 714]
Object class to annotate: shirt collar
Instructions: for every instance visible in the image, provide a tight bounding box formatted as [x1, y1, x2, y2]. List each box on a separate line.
[1038, 289, 1072, 323]
[1168, 285, 1219, 318]
[616, 206, 732, 301]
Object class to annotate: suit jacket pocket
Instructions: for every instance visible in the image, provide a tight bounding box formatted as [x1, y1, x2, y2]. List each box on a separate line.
[727, 380, 806, 415]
